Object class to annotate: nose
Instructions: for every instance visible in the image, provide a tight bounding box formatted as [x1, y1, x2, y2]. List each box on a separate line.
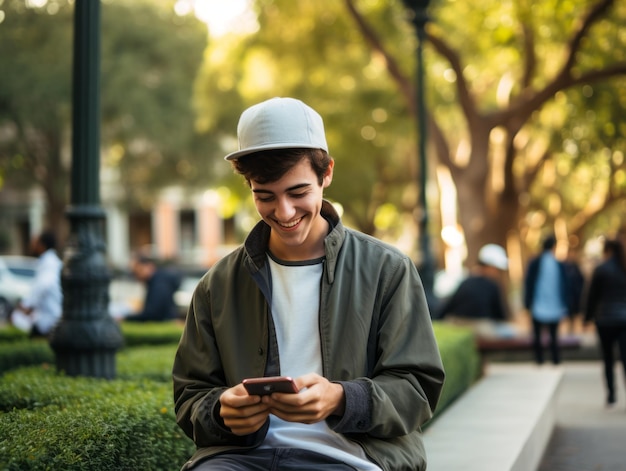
[274, 196, 296, 221]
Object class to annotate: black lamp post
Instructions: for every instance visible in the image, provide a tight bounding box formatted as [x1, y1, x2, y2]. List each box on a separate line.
[49, 0, 123, 378]
[402, 0, 437, 311]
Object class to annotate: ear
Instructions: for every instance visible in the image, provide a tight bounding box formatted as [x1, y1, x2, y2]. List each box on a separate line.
[322, 159, 334, 188]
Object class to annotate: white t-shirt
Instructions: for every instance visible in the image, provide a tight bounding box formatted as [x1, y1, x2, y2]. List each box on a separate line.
[261, 254, 381, 471]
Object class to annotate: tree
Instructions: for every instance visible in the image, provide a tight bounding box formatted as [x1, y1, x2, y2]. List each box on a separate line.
[0, 0, 74, 232]
[193, 0, 626, 268]
[346, 0, 626, 263]
[0, 0, 208, 233]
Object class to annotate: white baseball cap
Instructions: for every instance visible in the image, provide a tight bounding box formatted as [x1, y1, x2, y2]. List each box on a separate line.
[478, 244, 508, 270]
[224, 97, 329, 161]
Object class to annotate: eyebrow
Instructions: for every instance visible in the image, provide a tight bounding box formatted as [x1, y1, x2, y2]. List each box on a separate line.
[252, 183, 311, 194]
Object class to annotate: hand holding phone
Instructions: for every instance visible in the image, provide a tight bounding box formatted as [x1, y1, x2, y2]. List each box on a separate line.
[242, 376, 299, 396]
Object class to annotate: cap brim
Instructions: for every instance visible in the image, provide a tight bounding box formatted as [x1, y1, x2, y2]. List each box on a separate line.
[225, 143, 325, 161]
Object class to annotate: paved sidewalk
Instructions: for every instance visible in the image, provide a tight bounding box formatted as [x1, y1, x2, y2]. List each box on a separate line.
[537, 361, 626, 471]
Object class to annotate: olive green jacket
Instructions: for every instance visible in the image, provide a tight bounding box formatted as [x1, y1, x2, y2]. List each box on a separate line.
[173, 201, 445, 471]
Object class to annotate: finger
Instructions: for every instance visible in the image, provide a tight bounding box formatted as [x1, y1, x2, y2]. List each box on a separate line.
[294, 372, 324, 390]
[224, 410, 270, 435]
[220, 401, 270, 420]
[221, 384, 263, 409]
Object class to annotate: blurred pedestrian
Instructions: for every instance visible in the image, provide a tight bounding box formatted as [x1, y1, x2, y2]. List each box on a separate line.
[124, 254, 181, 322]
[583, 238, 626, 407]
[524, 234, 570, 365]
[436, 244, 513, 338]
[563, 246, 585, 333]
[10, 230, 63, 337]
[617, 225, 626, 265]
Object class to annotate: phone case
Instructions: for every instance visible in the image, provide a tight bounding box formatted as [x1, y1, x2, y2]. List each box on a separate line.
[242, 376, 299, 395]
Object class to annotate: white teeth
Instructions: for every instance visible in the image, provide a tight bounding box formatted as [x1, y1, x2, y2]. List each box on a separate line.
[280, 218, 301, 228]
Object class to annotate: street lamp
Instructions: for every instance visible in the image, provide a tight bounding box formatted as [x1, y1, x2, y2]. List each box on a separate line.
[402, 0, 437, 311]
[49, 0, 123, 378]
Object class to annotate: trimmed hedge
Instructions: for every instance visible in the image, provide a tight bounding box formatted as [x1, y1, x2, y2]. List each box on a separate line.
[0, 322, 184, 347]
[0, 320, 480, 470]
[0, 368, 193, 470]
[0, 326, 30, 343]
[431, 321, 482, 418]
[120, 321, 184, 347]
[0, 322, 183, 375]
[0, 339, 54, 374]
[117, 344, 178, 382]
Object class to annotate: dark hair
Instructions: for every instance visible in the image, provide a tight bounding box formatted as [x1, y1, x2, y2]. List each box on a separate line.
[38, 230, 57, 251]
[542, 234, 556, 251]
[604, 238, 626, 273]
[231, 148, 332, 186]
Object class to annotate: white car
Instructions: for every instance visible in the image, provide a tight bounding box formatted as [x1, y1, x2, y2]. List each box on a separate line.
[0, 256, 38, 322]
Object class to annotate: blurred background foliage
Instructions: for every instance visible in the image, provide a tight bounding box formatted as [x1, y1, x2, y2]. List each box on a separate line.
[0, 0, 625, 270]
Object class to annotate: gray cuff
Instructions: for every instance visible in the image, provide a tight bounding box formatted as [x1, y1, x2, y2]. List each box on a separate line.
[327, 380, 371, 433]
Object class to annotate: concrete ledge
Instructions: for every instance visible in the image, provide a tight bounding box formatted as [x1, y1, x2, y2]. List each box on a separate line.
[424, 363, 563, 471]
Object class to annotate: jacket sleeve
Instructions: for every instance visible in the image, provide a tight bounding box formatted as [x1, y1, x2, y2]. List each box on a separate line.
[172, 280, 267, 448]
[329, 254, 445, 438]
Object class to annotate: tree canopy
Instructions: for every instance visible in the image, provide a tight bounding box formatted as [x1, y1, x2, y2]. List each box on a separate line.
[415, 0, 626, 262]
[194, 0, 626, 267]
[0, 0, 208, 230]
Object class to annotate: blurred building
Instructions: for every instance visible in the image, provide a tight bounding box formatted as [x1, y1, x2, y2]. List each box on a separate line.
[0, 187, 47, 256]
[0, 180, 238, 271]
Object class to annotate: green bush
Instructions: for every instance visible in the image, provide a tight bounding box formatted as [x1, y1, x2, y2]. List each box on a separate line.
[0, 321, 184, 347]
[0, 326, 29, 343]
[0, 340, 54, 374]
[119, 321, 184, 347]
[0, 323, 183, 375]
[117, 344, 177, 382]
[430, 321, 481, 418]
[0, 368, 194, 470]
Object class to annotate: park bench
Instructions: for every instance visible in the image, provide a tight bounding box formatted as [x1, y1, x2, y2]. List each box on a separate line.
[476, 334, 581, 354]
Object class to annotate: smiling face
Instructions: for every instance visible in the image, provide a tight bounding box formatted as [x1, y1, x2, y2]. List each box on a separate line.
[250, 157, 334, 261]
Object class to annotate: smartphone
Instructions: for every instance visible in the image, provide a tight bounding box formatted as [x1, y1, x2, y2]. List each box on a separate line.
[242, 376, 299, 396]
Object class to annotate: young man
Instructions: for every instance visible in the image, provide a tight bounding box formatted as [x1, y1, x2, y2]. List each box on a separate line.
[173, 97, 445, 471]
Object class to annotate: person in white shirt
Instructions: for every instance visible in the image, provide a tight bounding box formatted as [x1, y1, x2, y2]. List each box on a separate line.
[12, 231, 63, 337]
